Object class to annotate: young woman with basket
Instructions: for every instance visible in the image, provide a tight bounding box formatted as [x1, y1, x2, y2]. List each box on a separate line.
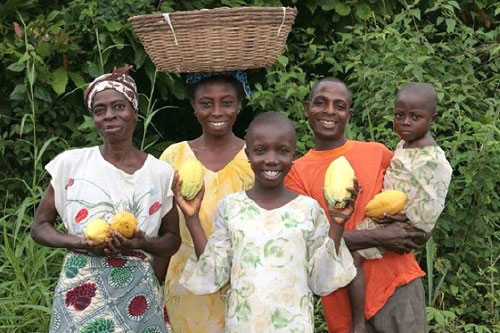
[159, 73, 254, 332]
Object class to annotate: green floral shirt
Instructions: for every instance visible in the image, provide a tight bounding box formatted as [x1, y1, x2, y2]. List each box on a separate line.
[180, 192, 356, 332]
[385, 141, 452, 232]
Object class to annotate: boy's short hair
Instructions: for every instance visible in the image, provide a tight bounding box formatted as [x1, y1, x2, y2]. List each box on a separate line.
[246, 112, 297, 142]
[396, 82, 438, 114]
[307, 77, 353, 105]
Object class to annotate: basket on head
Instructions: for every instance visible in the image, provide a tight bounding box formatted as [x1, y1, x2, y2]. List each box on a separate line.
[128, 7, 298, 73]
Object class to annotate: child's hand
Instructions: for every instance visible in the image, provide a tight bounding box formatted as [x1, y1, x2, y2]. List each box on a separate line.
[327, 179, 360, 224]
[104, 229, 145, 255]
[172, 172, 205, 219]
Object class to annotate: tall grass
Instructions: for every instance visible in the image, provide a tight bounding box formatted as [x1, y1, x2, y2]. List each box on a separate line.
[0, 16, 61, 331]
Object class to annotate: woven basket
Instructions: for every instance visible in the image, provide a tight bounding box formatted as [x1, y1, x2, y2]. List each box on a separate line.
[128, 7, 298, 73]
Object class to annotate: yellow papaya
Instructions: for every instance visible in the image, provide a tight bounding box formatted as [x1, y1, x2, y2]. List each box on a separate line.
[324, 156, 355, 208]
[178, 158, 204, 200]
[365, 190, 407, 218]
[84, 219, 111, 244]
[110, 211, 137, 238]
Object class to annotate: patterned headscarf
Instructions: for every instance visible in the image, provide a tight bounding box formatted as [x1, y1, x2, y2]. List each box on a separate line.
[83, 65, 138, 112]
[185, 70, 252, 96]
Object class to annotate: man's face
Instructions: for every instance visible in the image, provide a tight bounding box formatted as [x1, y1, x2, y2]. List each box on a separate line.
[305, 81, 353, 143]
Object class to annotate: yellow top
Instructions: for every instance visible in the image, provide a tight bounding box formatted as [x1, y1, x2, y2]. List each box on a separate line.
[160, 141, 254, 332]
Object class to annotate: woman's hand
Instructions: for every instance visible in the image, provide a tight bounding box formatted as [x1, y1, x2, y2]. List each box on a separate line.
[326, 179, 360, 225]
[104, 229, 145, 255]
[172, 172, 204, 219]
[81, 238, 109, 255]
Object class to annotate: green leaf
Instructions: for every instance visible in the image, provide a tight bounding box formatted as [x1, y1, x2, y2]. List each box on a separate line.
[435, 310, 445, 325]
[26, 62, 36, 86]
[355, 4, 371, 20]
[134, 49, 147, 69]
[46, 10, 60, 21]
[445, 19, 456, 33]
[78, 115, 95, 130]
[277, 55, 288, 68]
[9, 83, 26, 100]
[334, 3, 351, 16]
[417, 55, 431, 63]
[7, 62, 25, 72]
[409, 8, 421, 20]
[413, 65, 424, 81]
[34, 86, 52, 103]
[49, 67, 68, 95]
[321, 1, 336, 11]
[105, 21, 123, 32]
[35, 41, 51, 58]
[448, 1, 460, 9]
[69, 71, 86, 89]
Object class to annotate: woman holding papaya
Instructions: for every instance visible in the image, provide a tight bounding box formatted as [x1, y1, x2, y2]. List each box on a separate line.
[31, 66, 181, 333]
[159, 72, 254, 332]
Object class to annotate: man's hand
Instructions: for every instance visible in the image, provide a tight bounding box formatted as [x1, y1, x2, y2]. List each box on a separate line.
[375, 222, 426, 254]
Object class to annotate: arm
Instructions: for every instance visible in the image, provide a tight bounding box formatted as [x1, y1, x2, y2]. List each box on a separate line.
[31, 184, 107, 253]
[184, 212, 207, 258]
[307, 196, 358, 296]
[347, 252, 367, 333]
[344, 221, 426, 254]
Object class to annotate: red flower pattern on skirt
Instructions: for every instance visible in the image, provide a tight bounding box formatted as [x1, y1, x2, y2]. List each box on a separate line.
[128, 295, 148, 320]
[74, 208, 88, 223]
[65, 282, 97, 311]
[123, 250, 147, 260]
[106, 256, 127, 267]
[148, 202, 162, 215]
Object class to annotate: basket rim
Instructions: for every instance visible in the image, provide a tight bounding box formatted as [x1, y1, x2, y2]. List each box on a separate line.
[128, 7, 298, 28]
[129, 6, 297, 19]
[128, 6, 298, 73]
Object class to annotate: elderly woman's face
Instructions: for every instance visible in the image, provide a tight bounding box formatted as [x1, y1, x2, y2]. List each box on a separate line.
[191, 81, 240, 138]
[91, 89, 137, 143]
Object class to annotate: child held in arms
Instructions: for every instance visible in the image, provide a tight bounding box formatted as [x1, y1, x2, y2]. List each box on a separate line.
[174, 112, 357, 332]
[348, 82, 453, 332]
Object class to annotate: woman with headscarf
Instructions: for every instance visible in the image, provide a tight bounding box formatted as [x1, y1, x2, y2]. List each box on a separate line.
[160, 71, 254, 332]
[31, 66, 181, 333]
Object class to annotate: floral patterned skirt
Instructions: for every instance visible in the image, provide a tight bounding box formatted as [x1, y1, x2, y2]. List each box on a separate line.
[50, 250, 171, 333]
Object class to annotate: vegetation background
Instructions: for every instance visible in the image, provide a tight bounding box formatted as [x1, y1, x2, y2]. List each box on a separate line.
[0, 0, 498, 332]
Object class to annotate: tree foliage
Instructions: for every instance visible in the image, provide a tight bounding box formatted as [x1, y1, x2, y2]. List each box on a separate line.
[0, 0, 498, 331]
